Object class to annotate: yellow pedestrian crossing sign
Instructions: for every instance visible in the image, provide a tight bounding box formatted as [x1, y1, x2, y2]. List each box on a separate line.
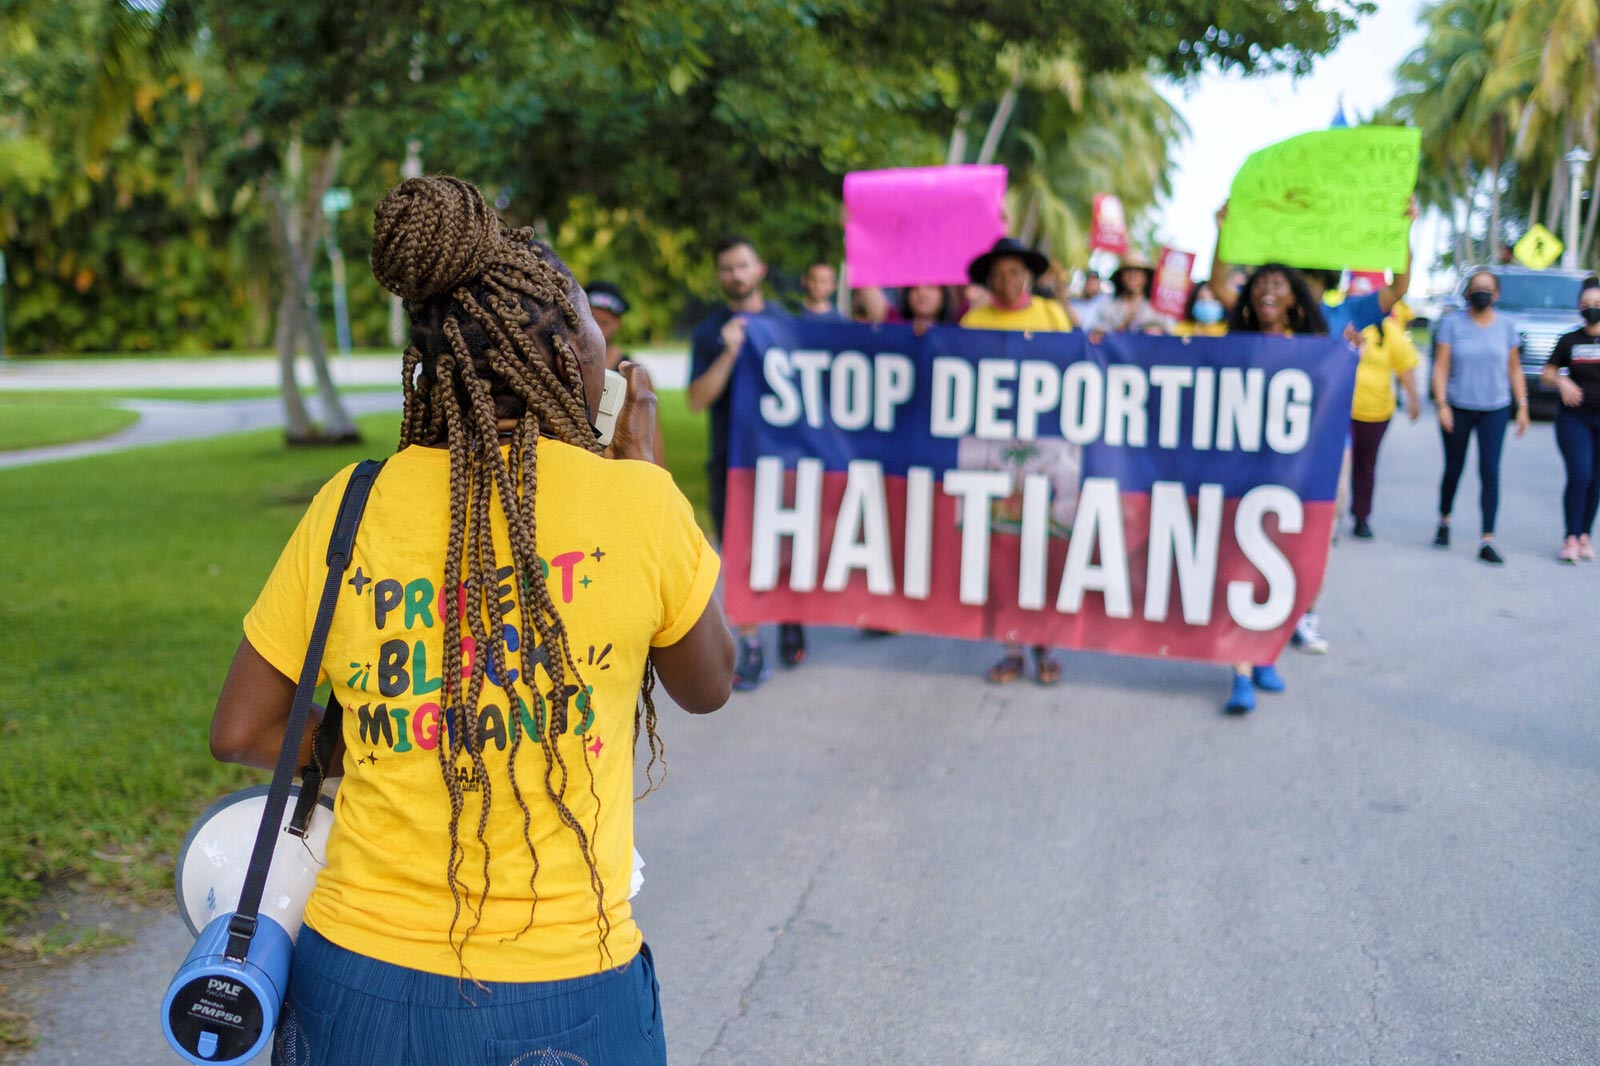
[1513, 224, 1563, 270]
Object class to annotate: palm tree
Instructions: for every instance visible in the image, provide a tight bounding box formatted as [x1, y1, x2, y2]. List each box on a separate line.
[1389, 0, 1520, 260]
[1491, 0, 1600, 261]
[954, 50, 1186, 266]
[64, 0, 359, 441]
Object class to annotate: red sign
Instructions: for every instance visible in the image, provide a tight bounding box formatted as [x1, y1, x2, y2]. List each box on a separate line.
[1347, 270, 1387, 296]
[1149, 247, 1196, 319]
[1091, 194, 1129, 255]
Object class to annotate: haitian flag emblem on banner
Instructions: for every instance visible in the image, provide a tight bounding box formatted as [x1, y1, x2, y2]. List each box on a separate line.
[720, 318, 1355, 665]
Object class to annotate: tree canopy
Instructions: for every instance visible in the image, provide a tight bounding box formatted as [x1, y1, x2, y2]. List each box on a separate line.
[0, 0, 1374, 355]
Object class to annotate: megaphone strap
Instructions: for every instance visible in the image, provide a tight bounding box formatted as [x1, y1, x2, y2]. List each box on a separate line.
[226, 459, 385, 963]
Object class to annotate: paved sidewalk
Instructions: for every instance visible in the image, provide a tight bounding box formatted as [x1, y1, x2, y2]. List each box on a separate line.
[0, 393, 405, 469]
[0, 352, 688, 392]
[0, 353, 690, 469]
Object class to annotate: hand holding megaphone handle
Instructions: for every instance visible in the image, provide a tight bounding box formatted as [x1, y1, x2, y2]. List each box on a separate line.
[289, 698, 343, 838]
[226, 459, 384, 963]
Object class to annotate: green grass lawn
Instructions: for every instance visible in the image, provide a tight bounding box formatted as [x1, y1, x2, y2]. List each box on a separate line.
[0, 402, 139, 452]
[0, 391, 710, 932]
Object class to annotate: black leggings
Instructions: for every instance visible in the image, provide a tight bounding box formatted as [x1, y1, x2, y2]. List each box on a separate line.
[1439, 405, 1511, 536]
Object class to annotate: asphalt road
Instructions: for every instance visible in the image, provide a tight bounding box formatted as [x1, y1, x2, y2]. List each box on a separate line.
[10, 412, 1599, 1065]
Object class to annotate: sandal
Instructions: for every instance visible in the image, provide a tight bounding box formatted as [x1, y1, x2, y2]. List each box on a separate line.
[986, 652, 1026, 684]
[1032, 647, 1062, 686]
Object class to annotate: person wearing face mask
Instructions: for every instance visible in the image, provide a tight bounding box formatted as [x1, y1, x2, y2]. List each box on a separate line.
[1176, 282, 1228, 337]
[1540, 276, 1600, 563]
[1347, 303, 1423, 539]
[1432, 271, 1529, 564]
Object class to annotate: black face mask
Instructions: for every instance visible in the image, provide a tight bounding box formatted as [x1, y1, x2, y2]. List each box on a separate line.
[1467, 290, 1495, 311]
[1582, 306, 1600, 326]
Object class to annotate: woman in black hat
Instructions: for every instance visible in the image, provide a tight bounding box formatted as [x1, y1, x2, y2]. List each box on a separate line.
[958, 238, 1073, 333]
[959, 237, 1072, 685]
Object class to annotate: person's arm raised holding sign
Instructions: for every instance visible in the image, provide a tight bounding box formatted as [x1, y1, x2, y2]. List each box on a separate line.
[1208, 195, 1420, 321]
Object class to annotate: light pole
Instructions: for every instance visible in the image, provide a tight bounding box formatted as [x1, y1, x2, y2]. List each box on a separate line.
[1564, 147, 1591, 270]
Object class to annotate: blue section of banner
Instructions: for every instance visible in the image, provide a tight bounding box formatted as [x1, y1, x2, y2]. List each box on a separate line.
[730, 318, 1356, 501]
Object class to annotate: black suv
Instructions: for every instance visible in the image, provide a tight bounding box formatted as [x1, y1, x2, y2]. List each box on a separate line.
[1435, 267, 1593, 416]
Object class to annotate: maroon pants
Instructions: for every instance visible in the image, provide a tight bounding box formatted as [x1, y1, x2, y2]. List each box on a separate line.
[1349, 418, 1390, 520]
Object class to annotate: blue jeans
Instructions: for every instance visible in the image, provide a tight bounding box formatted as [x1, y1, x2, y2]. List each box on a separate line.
[1439, 404, 1511, 535]
[272, 925, 667, 1066]
[1556, 407, 1600, 538]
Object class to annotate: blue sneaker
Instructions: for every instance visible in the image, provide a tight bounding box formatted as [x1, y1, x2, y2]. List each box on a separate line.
[1224, 672, 1256, 714]
[1251, 664, 1286, 692]
[732, 640, 769, 692]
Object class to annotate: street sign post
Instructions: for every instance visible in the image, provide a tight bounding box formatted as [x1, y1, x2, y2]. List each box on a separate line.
[1513, 224, 1563, 271]
[321, 187, 354, 356]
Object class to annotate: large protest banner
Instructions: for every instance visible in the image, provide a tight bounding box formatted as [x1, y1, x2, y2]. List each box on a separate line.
[719, 319, 1356, 665]
[1219, 126, 1420, 272]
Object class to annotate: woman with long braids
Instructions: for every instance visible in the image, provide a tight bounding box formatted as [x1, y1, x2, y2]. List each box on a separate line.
[210, 176, 734, 1064]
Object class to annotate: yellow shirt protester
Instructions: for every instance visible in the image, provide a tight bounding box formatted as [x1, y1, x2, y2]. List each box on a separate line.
[1351, 313, 1422, 423]
[960, 297, 1075, 333]
[245, 441, 720, 982]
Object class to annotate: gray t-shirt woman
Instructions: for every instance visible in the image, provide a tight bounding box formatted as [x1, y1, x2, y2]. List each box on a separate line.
[1436, 309, 1520, 410]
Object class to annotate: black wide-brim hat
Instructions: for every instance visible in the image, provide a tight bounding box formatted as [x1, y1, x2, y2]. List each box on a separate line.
[967, 237, 1050, 285]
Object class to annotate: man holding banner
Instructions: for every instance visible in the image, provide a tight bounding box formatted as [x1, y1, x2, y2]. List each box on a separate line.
[687, 236, 804, 690]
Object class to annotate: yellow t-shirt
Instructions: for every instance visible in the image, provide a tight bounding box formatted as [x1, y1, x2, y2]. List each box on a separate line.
[243, 441, 720, 981]
[1173, 321, 1229, 338]
[1352, 316, 1421, 422]
[959, 297, 1075, 333]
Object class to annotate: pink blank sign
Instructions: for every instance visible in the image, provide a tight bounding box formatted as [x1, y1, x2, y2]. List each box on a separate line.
[844, 165, 1007, 288]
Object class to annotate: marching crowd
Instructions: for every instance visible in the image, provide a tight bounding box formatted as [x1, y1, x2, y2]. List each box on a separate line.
[583, 207, 1600, 714]
[206, 174, 1595, 1064]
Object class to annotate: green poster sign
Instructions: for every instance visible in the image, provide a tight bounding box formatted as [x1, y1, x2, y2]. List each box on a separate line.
[1218, 127, 1421, 272]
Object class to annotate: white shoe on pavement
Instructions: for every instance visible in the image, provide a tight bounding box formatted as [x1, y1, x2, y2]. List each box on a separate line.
[1291, 612, 1329, 654]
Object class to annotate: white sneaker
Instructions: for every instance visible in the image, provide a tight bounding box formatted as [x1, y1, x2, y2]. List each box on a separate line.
[1291, 613, 1329, 653]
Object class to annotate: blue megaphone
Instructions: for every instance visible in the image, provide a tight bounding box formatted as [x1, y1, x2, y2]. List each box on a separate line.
[161, 912, 292, 1064]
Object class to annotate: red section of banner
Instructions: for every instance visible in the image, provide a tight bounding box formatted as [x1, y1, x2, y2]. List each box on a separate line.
[721, 469, 1334, 665]
[1150, 247, 1196, 319]
[1090, 194, 1129, 256]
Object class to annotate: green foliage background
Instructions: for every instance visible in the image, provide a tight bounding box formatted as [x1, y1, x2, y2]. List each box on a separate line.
[0, 0, 1371, 354]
